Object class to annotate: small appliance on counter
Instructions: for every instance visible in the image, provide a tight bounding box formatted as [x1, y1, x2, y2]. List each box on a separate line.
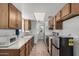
[0, 35, 17, 47]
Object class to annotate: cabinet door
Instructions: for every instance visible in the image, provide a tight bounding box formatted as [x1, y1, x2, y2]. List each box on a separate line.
[25, 43, 29, 56]
[55, 22, 62, 29]
[0, 3, 8, 28]
[32, 37, 34, 47]
[0, 49, 19, 56]
[28, 20, 31, 30]
[16, 10, 22, 29]
[28, 39, 32, 55]
[8, 3, 17, 29]
[24, 20, 31, 31]
[53, 16, 56, 29]
[56, 11, 61, 21]
[29, 39, 32, 51]
[48, 19, 53, 29]
[20, 45, 25, 56]
[24, 20, 28, 31]
[71, 3, 79, 14]
[61, 4, 70, 17]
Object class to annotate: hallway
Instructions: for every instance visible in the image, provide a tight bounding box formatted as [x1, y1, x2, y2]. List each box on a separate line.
[30, 39, 50, 56]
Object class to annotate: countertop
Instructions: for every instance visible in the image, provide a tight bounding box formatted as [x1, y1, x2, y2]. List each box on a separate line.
[0, 35, 33, 49]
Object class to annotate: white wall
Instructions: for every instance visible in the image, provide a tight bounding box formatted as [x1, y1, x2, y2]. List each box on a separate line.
[63, 16, 79, 34]
[0, 29, 15, 36]
[63, 16, 79, 56]
[30, 20, 37, 43]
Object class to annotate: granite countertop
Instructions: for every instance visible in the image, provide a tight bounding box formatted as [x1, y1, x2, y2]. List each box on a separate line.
[0, 35, 33, 49]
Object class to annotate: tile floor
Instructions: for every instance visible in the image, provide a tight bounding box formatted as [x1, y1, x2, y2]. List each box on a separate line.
[30, 39, 50, 56]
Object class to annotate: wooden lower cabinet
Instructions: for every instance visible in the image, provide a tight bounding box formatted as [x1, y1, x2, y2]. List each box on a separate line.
[20, 45, 26, 56]
[28, 39, 31, 55]
[0, 49, 19, 56]
[25, 42, 29, 56]
[0, 37, 34, 56]
[32, 37, 34, 47]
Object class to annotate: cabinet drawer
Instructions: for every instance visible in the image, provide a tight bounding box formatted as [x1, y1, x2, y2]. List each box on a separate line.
[61, 4, 70, 17]
[0, 49, 19, 56]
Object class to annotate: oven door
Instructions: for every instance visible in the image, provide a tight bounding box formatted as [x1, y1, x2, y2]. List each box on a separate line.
[52, 36, 60, 48]
[52, 36, 60, 56]
[52, 45, 59, 56]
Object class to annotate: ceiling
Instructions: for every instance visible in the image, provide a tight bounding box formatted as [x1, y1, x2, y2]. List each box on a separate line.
[13, 3, 66, 21]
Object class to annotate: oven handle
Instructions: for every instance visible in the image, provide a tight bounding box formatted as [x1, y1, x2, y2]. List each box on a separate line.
[52, 43, 60, 49]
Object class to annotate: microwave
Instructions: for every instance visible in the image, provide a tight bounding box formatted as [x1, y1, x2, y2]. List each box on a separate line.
[0, 35, 17, 46]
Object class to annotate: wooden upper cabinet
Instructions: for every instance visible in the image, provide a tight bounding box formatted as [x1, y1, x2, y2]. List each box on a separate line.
[61, 3, 79, 21]
[24, 20, 28, 31]
[0, 3, 22, 29]
[8, 3, 17, 29]
[16, 9, 22, 29]
[55, 22, 62, 29]
[61, 4, 70, 18]
[24, 20, 31, 31]
[0, 3, 8, 28]
[71, 3, 79, 14]
[55, 11, 61, 22]
[48, 17, 54, 29]
[53, 16, 56, 29]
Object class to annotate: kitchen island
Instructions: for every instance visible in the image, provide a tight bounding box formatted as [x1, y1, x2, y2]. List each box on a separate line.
[0, 35, 34, 56]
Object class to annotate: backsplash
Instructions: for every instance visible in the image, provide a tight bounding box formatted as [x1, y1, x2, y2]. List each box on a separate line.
[0, 29, 15, 36]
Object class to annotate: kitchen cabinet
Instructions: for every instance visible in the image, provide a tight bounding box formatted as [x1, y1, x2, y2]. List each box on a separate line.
[48, 17, 54, 29]
[55, 11, 61, 22]
[20, 45, 26, 56]
[0, 45, 26, 56]
[9, 3, 17, 28]
[55, 21, 62, 29]
[0, 37, 34, 56]
[25, 43, 29, 56]
[0, 3, 8, 28]
[24, 20, 31, 31]
[28, 39, 32, 55]
[61, 3, 79, 21]
[0, 3, 22, 29]
[31, 37, 34, 47]
[61, 4, 70, 18]
[48, 3, 79, 30]
[0, 49, 19, 56]
[53, 16, 56, 29]
[16, 9, 22, 29]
